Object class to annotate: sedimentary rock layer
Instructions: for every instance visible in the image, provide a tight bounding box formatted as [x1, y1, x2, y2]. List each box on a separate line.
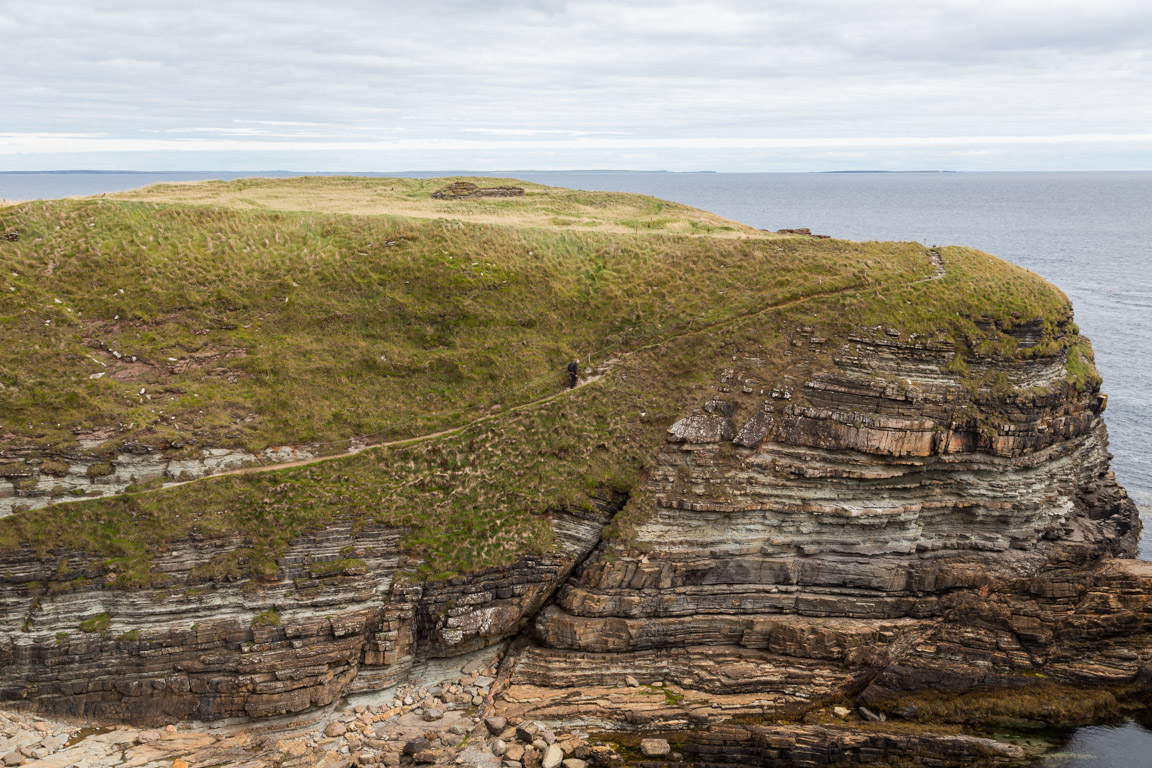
[0, 494, 620, 724]
[509, 330, 1147, 731]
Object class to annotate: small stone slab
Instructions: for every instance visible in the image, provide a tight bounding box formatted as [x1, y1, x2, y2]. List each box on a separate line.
[639, 738, 670, 757]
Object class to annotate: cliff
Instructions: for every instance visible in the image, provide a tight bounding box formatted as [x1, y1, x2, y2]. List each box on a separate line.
[0, 178, 1147, 767]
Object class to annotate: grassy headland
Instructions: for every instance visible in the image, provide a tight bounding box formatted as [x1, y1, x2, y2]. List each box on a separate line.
[0, 177, 1086, 580]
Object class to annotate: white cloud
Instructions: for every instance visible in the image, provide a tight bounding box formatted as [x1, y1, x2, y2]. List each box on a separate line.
[1, 0, 1150, 169]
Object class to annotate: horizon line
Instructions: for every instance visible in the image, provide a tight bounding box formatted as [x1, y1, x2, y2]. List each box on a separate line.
[6, 168, 1152, 175]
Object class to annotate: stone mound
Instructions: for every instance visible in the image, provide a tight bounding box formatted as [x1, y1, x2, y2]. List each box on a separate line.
[431, 182, 525, 200]
[776, 227, 831, 239]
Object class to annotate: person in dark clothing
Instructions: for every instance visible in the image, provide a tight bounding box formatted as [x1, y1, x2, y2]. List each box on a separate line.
[567, 359, 580, 389]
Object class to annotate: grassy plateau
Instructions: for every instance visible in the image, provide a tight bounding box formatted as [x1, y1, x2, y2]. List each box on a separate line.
[0, 176, 1088, 581]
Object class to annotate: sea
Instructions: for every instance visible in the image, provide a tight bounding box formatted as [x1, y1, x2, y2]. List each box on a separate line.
[2, 169, 1150, 765]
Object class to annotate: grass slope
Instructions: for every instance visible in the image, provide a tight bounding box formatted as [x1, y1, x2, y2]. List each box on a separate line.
[0, 177, 1087, 581]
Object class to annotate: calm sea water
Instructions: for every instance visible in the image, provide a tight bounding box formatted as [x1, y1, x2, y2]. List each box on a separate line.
[2, 169, 1150, 768]
[1034, 721, 1152, 768]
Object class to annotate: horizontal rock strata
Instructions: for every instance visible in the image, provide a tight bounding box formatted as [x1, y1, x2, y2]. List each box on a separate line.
[507, 331, 1147, 734]
[0, 493, 621, 724]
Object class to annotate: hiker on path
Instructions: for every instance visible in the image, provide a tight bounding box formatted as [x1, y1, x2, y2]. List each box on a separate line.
[567, 359, 580, 389]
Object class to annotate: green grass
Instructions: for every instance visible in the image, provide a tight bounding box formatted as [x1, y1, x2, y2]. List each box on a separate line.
[306, 557, 367, 577]
[251, 608, 281, 627]
[0, 177, 1096, 583]
[0, 186, 922, 454]
[79, 612, 111, 633]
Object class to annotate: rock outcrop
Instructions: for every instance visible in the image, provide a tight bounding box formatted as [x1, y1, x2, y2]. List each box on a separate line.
[0, 442, 321, 519]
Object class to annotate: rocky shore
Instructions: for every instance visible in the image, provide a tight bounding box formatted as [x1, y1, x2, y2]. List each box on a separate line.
[0, 656, 1032, 768]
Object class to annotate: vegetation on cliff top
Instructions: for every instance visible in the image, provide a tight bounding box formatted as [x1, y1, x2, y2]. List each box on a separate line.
[0, 177, 1091, 579]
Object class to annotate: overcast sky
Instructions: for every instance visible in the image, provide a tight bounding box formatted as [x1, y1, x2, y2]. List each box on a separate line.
[2, 0, 1151, 171]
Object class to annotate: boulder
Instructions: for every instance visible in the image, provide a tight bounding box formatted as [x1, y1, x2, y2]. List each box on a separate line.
[543, 744, 564, 768]
[639, 738, 670, 757]
[403, 737, 432, 756]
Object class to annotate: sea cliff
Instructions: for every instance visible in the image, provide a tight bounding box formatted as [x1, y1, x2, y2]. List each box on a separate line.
[0, 177, 1146, 767]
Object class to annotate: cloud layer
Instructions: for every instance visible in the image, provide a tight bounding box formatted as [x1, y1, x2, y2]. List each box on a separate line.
[2, 0, 1150, 170]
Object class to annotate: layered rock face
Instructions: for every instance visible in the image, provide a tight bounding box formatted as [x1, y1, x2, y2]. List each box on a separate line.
[0, 496, 619, 724]
[507, 328, 1148, 737]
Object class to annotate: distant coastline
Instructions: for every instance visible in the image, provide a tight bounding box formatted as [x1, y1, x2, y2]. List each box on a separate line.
[0, 169, 718, 175]
[820, 169, 963, 173]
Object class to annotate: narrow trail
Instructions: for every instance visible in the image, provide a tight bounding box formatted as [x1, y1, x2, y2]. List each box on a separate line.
[148, 251, 947, 493]
[915, 248, 947, 283]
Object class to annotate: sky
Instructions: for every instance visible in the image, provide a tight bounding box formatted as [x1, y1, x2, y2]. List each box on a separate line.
[2, 0, 1151, 172]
